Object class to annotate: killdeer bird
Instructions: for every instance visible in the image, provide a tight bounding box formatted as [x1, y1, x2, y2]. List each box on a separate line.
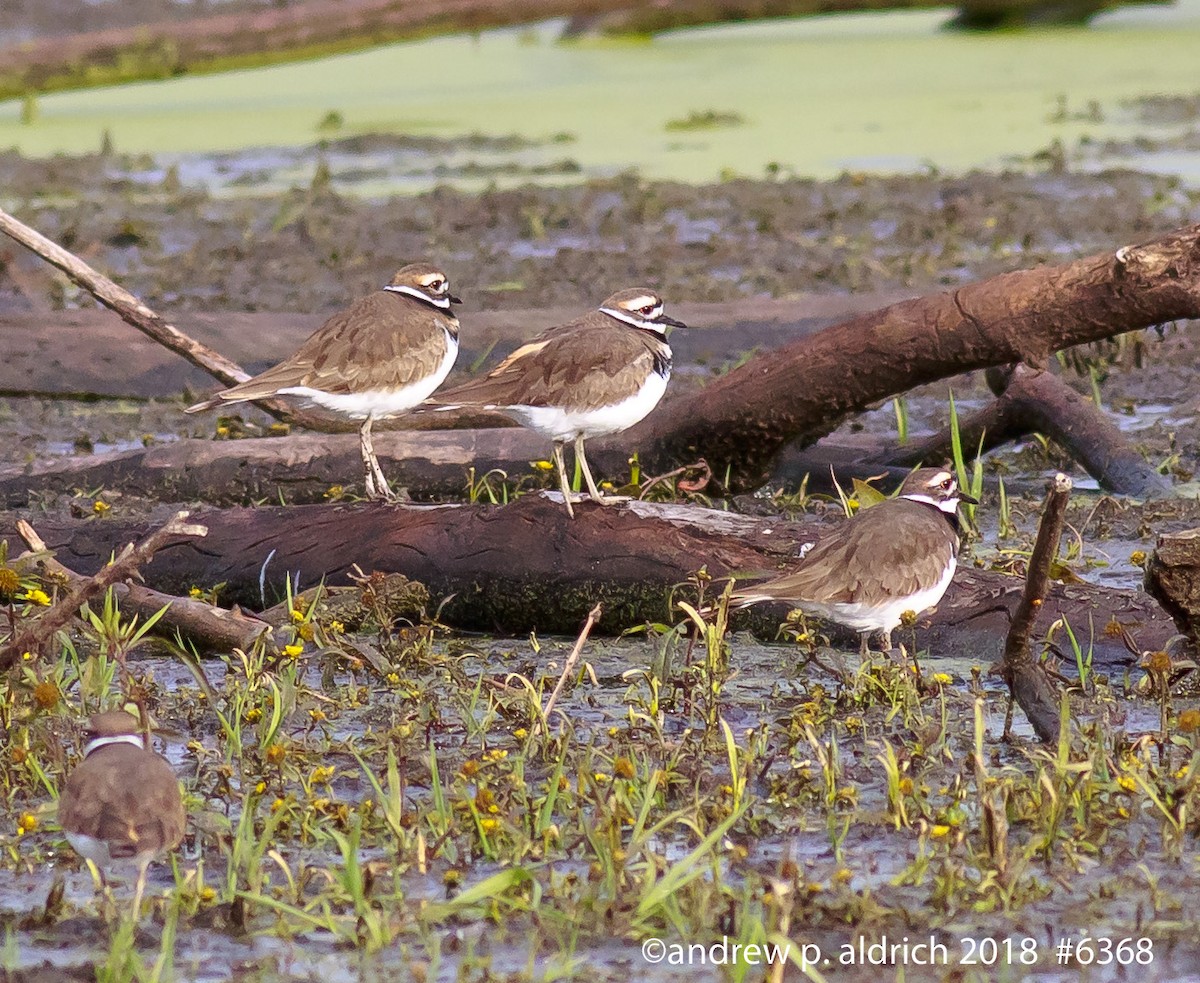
[431, 288, 685, 517]
[186, 262, 461, 501]
[732, 468, 976, 655]
[57, 711, 186, 916]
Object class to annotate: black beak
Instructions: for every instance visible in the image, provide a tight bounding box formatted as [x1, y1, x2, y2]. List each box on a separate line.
[957, 491, 979, 506]
[449, 294, 463, 305]
[655, 314, 687, 329]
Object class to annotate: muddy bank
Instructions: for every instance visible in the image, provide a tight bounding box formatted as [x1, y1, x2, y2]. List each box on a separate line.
[3, 147, 1197, 314]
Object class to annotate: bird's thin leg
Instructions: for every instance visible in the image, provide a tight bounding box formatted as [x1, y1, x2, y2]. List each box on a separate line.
[360, 417, 395, 502]
[576, 435, 604, 503]
[859, 632, 871, 659]
[552, 441, 575, 518]
[575, 434, 628, 505]
[130, 860, 149, 921]
[881, 627, 894, 653]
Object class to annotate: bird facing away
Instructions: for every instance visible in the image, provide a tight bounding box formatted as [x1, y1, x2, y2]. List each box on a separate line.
[57, 710, 186, 917]
[732, 468, 976, 655]
[186, 262, 461, 501]
[430, 288, 685, 517]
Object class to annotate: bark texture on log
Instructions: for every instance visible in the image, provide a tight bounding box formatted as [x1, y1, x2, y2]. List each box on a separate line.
[0, 497, 1173, 668]
[1145, 528, 1200, 644]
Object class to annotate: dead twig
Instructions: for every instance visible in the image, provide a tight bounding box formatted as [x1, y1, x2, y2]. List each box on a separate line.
[0, 206, 321, 427]
[13, 548, 275, 659]
[536, 603, 602, 738]
[996, 472, 1072, 742]
[1, 511, 209, 669]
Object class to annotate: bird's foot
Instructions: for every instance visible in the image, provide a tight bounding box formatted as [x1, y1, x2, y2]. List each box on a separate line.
[364, 471, 401, 503]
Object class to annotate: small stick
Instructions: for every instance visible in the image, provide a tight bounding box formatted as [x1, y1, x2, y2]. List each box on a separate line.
[13, 547, 274, 659]
[536, 603, 602, 738]
[0, 206, 317, 426]
[997, 472, 1072, 742]
[1, 512, 208, 669]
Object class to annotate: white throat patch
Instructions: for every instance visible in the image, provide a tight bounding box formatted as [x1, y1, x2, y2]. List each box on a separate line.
[903, 492, 960, 514]
[385, 284, 451, 308]
[84, 733, 146, 757]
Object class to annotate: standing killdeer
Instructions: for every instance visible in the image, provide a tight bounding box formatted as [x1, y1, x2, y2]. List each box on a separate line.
[732, 468, 976, 655]
[57, 711, 186, 916]
[186, 262, 461, 502]
[431, 288, 685, 517]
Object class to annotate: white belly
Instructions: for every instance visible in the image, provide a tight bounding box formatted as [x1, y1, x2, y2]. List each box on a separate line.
[796, 557, 956, 634]
[498, 371, 668, 442]
[279, 333, 458, 421]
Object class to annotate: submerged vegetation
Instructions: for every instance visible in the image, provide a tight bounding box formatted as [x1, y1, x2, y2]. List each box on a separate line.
[2, 473, 1200, 980]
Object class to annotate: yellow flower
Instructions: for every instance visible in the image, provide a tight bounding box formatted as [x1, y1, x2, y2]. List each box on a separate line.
[484, 748, 508, 762]
[531, 460, 554, 472]
[593, 772, 611, 784]
[310, 765, 335, 785]
[244, 707, 262, 724]
[480, 818, 501, 833]
[932, 673, 953, 686]
[271, 797, 286, 813]
[33, 681, 59, 710]
[22, 588, 51, 607]
[21, 651, 33, 662]
[930, 824, 950, 838]
[309, 708, 327, 723]
[1117, 775, 1137, 792]
[1130, 550, 1148, 567]
[215, 425, 230, 438]
[298, 623, 315, 642]
[324, 485, 345, 500]
[16, 812, 37, 835]
[188, 586, 204, 599]
[386, 672, 400, 684]
[255, 781, 267, 794]
[283, 643, 303, 659]
[265, 743, 287, 765]
[0, 567, 21, 595]
[290, 608, 305, 623]
[329, 620, 345, 634]
[1179, 709, 1200, 734]
[92, 500, 111, 515]
[513, 727, 528, 740]
[199, 886, 217, 903]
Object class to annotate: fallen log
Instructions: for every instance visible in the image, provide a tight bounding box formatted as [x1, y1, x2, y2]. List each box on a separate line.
[631, 224, 1200, 492]
[0, 496, 1174, 668]
[1144, 528, 1200, 646]
[0, 511, 207, 669]
[880, 363, 1173, 498]
[11, 516, 275, 658]
[0, 296, 893, 403]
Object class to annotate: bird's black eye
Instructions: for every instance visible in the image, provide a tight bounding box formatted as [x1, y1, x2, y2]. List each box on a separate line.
[429, 279, 444, 291]
[942, 478, 955, 489]
[640, 304, 657, 316]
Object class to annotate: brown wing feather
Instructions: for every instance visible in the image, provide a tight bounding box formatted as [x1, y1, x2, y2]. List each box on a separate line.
[437, 314, 667, 411]
[737, 500, 956, 604]
[59, 750, 186, 856]
[208, 291, 454, 402]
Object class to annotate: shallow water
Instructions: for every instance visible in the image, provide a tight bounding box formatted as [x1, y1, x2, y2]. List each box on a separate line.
[3, 4, 1200, 189]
